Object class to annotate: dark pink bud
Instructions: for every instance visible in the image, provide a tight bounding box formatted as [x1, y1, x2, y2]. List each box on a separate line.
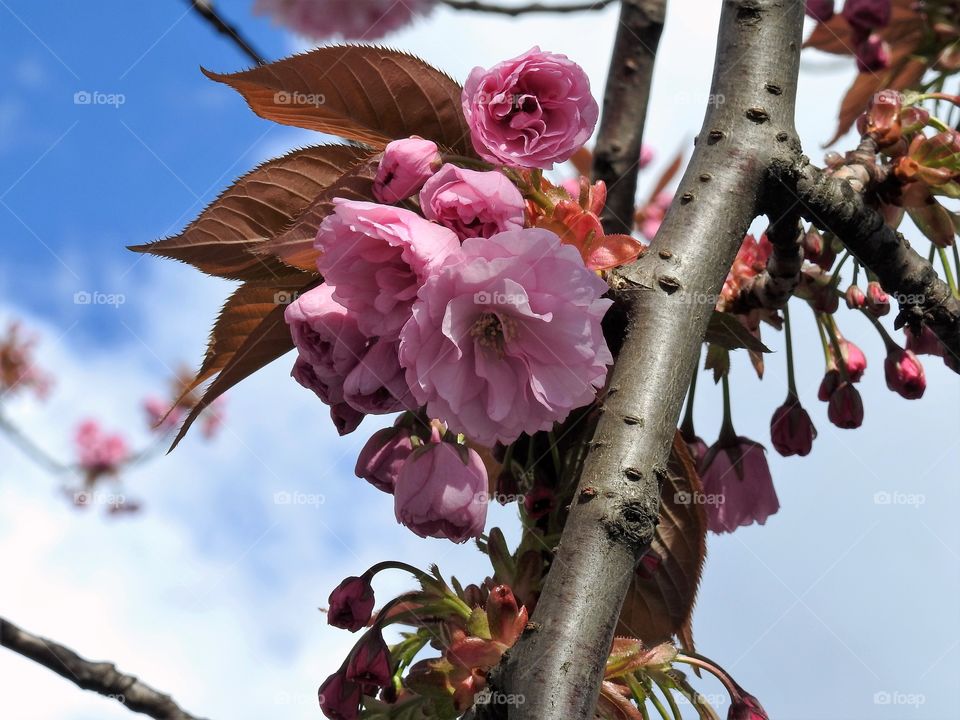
[729, 691, 769, 720]
[865, 281, 890, 317]
[855, 33, 891, 72]
[770, 396, 817, 457]
[839, 340, 867, 382]
[523, 485, 554, 520]
[843, 0, 892, 31]
[486, 585, 527, 646]
[884, 348, 926, 399]
[346, 632, 393, 690]
[805, 0, 834, 21]
[818, 368, 841, 401]
[802, 226, 824, 263]
[328, 576, 375, 632]
[845, 284, 867, 309]
[354, 425, 414, 493]
[318, 671, 362, 720]
[330, 402, 364, 436]
[828, 382, 864, 428]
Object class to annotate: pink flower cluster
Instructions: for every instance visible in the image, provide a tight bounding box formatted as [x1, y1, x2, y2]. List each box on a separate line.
[74, 419, 129, 478]
[253, 0, 436, 41]
[284, 49, 613, 542]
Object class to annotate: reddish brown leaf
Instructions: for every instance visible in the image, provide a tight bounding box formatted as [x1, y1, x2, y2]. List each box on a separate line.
[202, 46, 472, 152]
[803, 13, 854, 54]
[617, 432, 707, 651]
[130, 145, 368, 281]
[170, 272, 318, 448]
[255, 157, 381, 271]
[704, 311, 771, 353]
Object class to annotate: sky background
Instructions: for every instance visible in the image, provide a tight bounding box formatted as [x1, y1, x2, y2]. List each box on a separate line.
[0, 1, 958, 719]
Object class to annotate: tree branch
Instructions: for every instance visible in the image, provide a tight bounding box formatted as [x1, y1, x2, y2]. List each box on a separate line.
[772, 160, 960, 364]
[441, 0, 618, 15]
[483, 2, 804, 718]
[183, 0, 266, 67]
[592, 0, 667, 234]
[732, 211, 804, 312]
[0, 616, 208, 720]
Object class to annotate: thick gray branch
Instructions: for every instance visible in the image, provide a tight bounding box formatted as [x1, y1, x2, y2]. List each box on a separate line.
[0, 617, 208, 720]
[774, 161, 960, 364]
[592, 0, 667, 233]
[483, 2, 804, 719]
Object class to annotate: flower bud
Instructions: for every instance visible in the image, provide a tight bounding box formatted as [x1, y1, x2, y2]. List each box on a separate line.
[827, 382, 864, 428]
[770, 395, 817, 457]
[729, 691, 769, 720]
[373, 137, 440, 203]
[845, 284, 867, 309]
[486, 585, 526, 646]
[346, 632, 393, 691]
[802, 226, 823, 262]
[843, 0, 892, 31]
[355, 424, 414, 493]
[818, 368, 841, 401]
[865, 281, 890, 316]
[884, 347, 926, 399]
[328, 576, 376, 631]
[805, 0, 834, 21]
[855, 34, 891, 73]
[318, 671, 362, 720]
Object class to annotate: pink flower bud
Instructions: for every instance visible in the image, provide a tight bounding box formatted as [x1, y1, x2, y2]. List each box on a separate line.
[700, 437, 779, 534]
[345, 632, 393, 691]
[827, 382, 864, 428]
[394, 439, 488, 543]
[327, 576, 375, 631]
[462, 47, 599, 169]
[884, 347, 926, 399]
[354, 424, 414, 493]
[843, 0, 892, 31]
[373, 137, 441, 204]
[770, 396, 817, 457]
[865, 280, 890, 316]
[805, 0, 834, 21]
[836, 339, 867, 381]
[845, 284, 867, 309]
[523, 485, 555, 520]
[855, 33, 891, 72]
[419, 164, 525, 239]
[318, 670, 361, 720]
[729, 691, 769, 720]
[285, 284, 367, 382]
[330, 402, 364, 436]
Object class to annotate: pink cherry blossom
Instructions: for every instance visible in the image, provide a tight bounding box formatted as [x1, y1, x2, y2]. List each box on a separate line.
[315, 200, 460, 339]
[318, 670, 362, 720]
[284, 283, 367, 380]
[342, 339, 415, 414]
[330, 402, 365, 436]
[394, 437, 488, 543]
[74, 420, 129, 475]
[345, 631, 393, 690]
[355, 423, 415, 493]
[398, 228, 612, 446]
[373, 137, 440, 204]
[700, 437, 779, 534]
[462, 47, 599, 169]
[254, 0, 435, 42]
[419, 164, 525, 239]
[327, 575, 376, 631]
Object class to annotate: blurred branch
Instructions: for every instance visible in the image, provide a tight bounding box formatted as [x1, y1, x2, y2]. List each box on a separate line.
[591, 0, 666, 234]
[0, 410, 70, 474]
[442, 0, 618, 15]
[0, 616, 209, 720]
[182, 0, 267, 66]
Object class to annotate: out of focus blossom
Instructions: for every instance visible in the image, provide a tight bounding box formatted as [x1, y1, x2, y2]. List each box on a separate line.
[254, 0, 436, 42]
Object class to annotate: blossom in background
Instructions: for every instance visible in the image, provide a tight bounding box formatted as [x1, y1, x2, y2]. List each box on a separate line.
[316, 200, 460, 339]
[462, 46, 599, 169]
[74, 419, 129, 483]
[700, 436, 779, 534]
[253, 0, 436, 41]
[419, 164, 525, 239]
[393, 432, 488, 543]
[399, 228, 612, 446]
[0, 321, 53, 399]
[373, 137, 440, 203]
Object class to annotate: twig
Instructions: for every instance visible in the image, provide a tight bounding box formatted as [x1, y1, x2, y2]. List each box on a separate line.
[591, 0, 666, 234]
[0, 616, 209, 720]
[0, 410, 70, 474]
[732, 212, 804, 312]
[482, 2, 805, 718]
[182, 0, 267, 66]
[442, 0, 618, 15]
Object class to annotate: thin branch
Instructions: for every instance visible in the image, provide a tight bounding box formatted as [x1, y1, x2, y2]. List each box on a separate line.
[483, 2, 805, 718]
[773, 160, 960, 365]
[441, 0, 618, 15]
[732, 212, 804, 312]
[182, 0, 267, 67]
[0, 410, 70, 474]
[0, 616, 209, 720]
[592, 0, 666, 234]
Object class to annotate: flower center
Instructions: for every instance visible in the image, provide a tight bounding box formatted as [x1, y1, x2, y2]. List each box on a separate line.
[470, 311, 516, 357]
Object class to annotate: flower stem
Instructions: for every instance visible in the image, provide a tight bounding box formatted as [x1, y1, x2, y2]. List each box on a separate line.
[822, 314, 849, 381]
[679, 347, 700, 439]
[814, 311, 833, 368]
[783, 303, 798, 396]
[718, 373, 736, 442]
[937, 247, 959, 297]
[827, 250, 851, 292]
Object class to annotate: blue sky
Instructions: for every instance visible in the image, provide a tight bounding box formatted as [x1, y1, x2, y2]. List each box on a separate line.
[0, 2, 958, 719]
